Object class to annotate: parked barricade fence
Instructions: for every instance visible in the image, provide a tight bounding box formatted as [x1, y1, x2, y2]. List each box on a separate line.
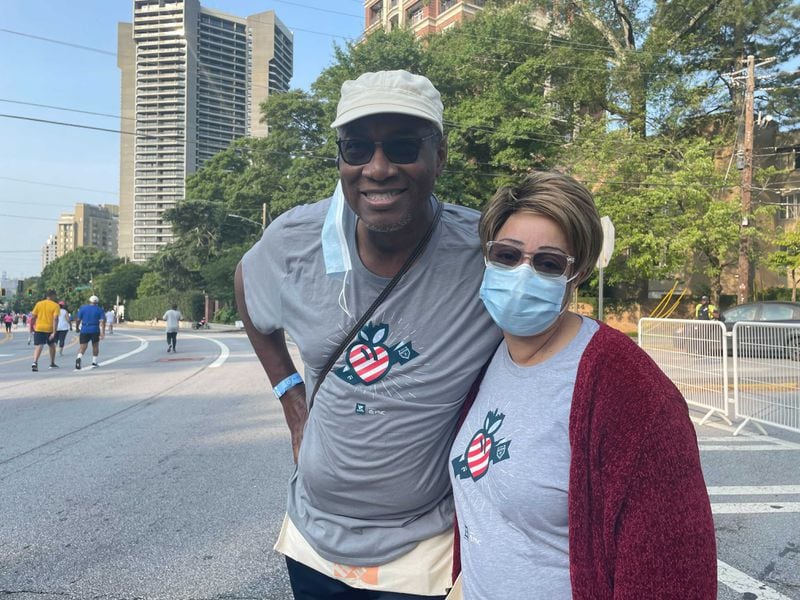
[638, 318, 730, 425]
[732, 321, 800, 435]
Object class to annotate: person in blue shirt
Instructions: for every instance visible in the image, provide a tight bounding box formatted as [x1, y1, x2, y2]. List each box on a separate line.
[74, 295, 106, 370]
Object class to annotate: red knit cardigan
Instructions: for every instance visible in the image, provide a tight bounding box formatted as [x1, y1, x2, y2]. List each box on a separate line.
[452, 323, 717, 599]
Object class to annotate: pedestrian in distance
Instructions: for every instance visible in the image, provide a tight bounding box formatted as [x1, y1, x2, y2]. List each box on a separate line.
[105, 308, 116, 334]
[163, 304, 182, 353]
[3, 312, 12, 333]
[694, 294, 716, 320]
[56, 301, 71, 356]
[448, 172, 716, 599]
[74, 295, 106, 370]
[236, 69, 501, 599]
[30, 289, 60, 371]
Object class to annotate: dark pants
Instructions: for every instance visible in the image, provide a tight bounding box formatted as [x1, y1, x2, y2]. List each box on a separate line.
[56, 330, 68, 347]
[166, 331, 177, 349]
[286, 557, 446, 600]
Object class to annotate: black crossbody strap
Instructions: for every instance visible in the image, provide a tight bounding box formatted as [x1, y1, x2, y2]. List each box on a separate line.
[308, 199, 443, 409]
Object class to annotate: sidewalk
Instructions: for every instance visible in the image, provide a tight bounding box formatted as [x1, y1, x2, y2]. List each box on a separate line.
[117, 320, 245, 334]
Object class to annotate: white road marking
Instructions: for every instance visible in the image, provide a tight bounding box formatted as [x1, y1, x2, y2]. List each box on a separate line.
[718, 560, 796, 600]
[708, 485, 800, 495]
[692, 417, 800, 449]
[94, 333, 149, 367]
[711, 502, 800, 514]
[700, 436, 774, 442]
[194, 335, 230, 368]
[700, 445, 798, 451]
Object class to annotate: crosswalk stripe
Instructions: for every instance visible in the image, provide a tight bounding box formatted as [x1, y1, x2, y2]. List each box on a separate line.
[718, 560, 795, 599]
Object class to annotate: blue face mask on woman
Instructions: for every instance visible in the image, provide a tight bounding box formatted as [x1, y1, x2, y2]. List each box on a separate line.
[479, 263, 571, 337]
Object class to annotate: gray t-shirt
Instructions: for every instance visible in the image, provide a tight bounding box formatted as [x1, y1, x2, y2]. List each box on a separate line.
[163, 310, 182, 332]
[450, 316, 598, 599]
[241, 195, 501, 565]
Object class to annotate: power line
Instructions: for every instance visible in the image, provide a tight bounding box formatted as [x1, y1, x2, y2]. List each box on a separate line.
[0, 199, 76, 209]
[269, 0, 360, 18]
[7, 101, 790, 163]
[0, 177, 117, 195]
[0, 98, 132, 122]
[0, 213, 62, 222]
[0, 28, 115, 56]
[0, 113, 189, 145]
[6, 109, 790, 182]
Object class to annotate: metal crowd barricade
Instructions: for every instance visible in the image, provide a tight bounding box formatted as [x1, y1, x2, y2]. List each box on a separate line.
[732, 321, 800, 436]
[638, 318, 730, 425]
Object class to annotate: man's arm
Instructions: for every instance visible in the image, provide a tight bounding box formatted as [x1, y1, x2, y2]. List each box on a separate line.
[100, 315, 106, 338]
[235, 262, 308, 463]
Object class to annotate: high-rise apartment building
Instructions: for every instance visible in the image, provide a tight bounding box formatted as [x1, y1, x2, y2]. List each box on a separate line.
[364, 0, 485, 37]
[118, 0, 293, 262]
[41, 236, 58, 270]
[54, 204, 119, 259]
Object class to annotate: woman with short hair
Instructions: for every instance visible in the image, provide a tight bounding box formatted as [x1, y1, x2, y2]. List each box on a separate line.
[449, 171, 716, 599]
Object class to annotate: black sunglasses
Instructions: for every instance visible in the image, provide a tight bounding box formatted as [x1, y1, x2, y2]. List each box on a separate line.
[336, 132, 438, 166]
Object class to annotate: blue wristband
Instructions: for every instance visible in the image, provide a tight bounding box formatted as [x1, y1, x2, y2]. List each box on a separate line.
[273, 372, 303, 399]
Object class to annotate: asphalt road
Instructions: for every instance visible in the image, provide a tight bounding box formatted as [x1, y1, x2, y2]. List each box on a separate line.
[0, 325, 297, 599]
[1, 324, 798, 599]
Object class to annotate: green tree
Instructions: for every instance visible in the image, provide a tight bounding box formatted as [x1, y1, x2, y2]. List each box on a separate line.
[199, 245, 249, 307]
[136, 272, 166, 298]
[94, 263, 148, 304]
[767, 229, 800, 301]
[39, 247, 118, 307]
[564, 119, 741, 299]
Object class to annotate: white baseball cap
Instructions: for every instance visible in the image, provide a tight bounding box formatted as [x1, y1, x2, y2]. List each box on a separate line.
[331, 70, 443, 133]
[89, 295, 99, 304]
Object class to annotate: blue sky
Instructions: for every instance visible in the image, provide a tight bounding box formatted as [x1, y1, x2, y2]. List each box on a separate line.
[0, 0, 365, 278]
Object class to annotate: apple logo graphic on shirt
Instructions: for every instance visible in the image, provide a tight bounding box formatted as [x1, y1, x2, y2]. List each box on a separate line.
[335, 322, 418, 386]
[452, 410, 512, 482]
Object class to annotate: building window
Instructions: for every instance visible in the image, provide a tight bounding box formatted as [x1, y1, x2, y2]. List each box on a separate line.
[369, 2, 382, 26]
[408, 4, 425, 23]
[781, 193, 800, 220]
[440, 0, 458, 12]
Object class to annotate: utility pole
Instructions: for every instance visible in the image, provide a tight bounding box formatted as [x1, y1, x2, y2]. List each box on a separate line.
[262, 202, 267, 229]
[737, 55, 755, 305]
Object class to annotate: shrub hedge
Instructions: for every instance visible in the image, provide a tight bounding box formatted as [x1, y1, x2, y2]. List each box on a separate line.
[125, 291, 205, 322]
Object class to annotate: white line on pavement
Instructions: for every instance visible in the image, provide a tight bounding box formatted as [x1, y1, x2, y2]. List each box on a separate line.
[194, 335, 230, 368]
[711, 502, 800, 514]
[96, 333, 149, 367]
[718, 560, 795, 600]
[692, 418, 800, 449]
[700, 445, 797, 451]
[708, 485, 800, 495]
[700, 436, 775, 442]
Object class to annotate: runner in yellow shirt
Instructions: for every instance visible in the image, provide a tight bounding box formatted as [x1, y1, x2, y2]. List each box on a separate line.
[31, 289, 61, 371]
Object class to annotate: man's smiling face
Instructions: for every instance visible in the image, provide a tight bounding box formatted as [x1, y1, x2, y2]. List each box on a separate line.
[337, 113, 445, 234]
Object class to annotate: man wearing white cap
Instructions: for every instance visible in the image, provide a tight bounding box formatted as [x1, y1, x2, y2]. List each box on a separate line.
[74, 295, 106, 370]
[236, 70, 500, 598]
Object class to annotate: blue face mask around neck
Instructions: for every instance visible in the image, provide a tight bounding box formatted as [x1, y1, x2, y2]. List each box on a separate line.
[479, 263, 570, 337]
